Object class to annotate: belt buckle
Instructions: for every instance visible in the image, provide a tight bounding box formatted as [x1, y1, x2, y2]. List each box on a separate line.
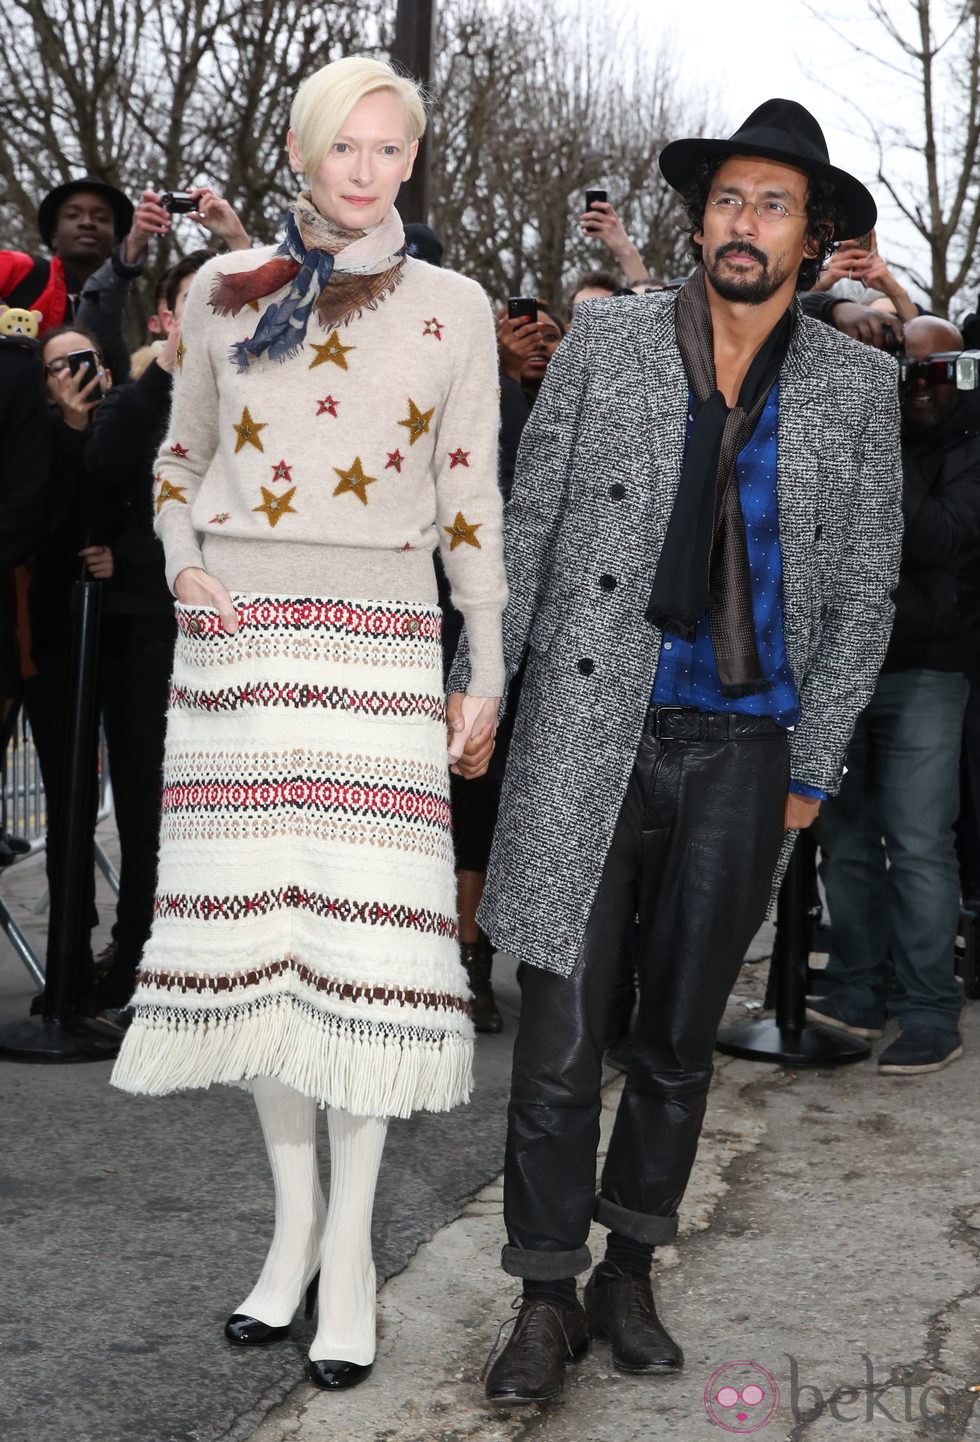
[651, 704, 686, 737]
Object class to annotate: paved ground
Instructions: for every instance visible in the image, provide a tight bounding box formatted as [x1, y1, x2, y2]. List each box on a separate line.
[1, 826, 978, 1442]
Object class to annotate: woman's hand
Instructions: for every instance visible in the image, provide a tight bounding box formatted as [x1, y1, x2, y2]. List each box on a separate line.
[174, 566, 239, 633]
[446, 693, 499, 776]
[579, 200, 649, 284]
[51, 362, 104, 430]
[79, 544, 113, 579]
[188, 188, 251, 251]
[157, 319, 182, 376]
[496, 314, 543, 384]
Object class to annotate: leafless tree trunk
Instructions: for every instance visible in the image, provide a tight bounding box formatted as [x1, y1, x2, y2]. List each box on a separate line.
[428, 0, 715, 305]
[807, 0, 980, 317]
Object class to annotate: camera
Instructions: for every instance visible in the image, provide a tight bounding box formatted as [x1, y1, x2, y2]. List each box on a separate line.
[898, 350, 980, 391]
[160, 191, 196, 214]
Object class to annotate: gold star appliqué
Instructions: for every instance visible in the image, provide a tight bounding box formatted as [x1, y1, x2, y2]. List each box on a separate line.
[448, 448, 470, 469]
[253, 486, 297, 527]
[308, 330, 356, 370]
[332, 456, 377, 506]
[385, 449, 405, 473]
[398, 398, 435, 446]
[270, 459, 293, 484]
[175, 335, 186, 370]
[444, 511, 482, 551]
[246, 299, 260, 312]
[155, 478, 188, 514]
[422, 317, 444, 340]
[233, 405, 267, 453]
[316, 395, 339, 417]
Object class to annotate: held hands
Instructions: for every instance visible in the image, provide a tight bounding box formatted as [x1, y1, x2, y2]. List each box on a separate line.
[785, 792, 821, 831]
[173, 567, 239, 633]
[446, 693, 499, 777]
[829, 300, 903, 351]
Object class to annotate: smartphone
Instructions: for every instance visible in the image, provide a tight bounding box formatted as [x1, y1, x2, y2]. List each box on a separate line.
[67, 349, 99, 380]
[846, 230, 874, 250]
[507, 297, 537, 324]
[585, 189, 608, 210]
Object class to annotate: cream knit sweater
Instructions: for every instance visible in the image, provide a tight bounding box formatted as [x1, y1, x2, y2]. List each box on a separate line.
[153, 248, 507, 696]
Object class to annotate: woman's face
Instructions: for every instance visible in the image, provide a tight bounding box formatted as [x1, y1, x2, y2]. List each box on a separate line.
[288, 89, 418, 231]
[41, 330, 107, 401]
[521, 310, 565, 387]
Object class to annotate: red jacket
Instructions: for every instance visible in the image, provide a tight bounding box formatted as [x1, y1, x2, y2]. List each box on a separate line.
[0, 251, 68, 333]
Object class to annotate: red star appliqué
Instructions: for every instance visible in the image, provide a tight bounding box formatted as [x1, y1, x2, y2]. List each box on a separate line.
[316, 395, 339, 418]
[422, 317, 444, 340]
[270, 459, 293, 484]
[448, 448, 470, 469]
[385, 449, 405, 473]
[170, 443, 189, 457]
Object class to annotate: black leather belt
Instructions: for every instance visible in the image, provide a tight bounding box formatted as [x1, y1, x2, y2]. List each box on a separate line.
[644, 704, 786, 741]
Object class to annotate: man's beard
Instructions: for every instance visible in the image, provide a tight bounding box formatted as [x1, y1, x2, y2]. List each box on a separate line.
[705, 241, 790, 305]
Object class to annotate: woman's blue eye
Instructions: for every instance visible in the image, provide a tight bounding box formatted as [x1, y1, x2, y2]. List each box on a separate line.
[334, 143, 349, 153]
[382, 145, 399, 155]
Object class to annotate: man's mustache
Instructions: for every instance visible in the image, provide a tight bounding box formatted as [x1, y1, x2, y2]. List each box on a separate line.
[715, 241, 769, 269]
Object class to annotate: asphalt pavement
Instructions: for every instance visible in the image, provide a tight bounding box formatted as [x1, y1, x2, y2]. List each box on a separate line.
[1, 823, 978, 1442]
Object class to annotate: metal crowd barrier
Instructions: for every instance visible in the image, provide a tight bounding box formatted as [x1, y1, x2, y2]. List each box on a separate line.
[0, 705, 117, 987]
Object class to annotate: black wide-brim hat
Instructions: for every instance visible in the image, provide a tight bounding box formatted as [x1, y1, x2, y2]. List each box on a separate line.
[37, 175, 134, 248]
[659, 98, 876, 239]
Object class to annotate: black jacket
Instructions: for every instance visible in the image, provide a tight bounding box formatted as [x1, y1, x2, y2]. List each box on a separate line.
[884, 391, 980, 677]
[86, 359, 174, 617]
[0, 337, 50, 700]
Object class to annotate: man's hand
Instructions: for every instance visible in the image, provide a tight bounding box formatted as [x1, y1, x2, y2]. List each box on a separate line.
[496, 314, 544, 384]
[122, 190, 171, 264]
[785, 792, 821, 830]
[188, 189, 251, 251]
[174, 567, 239, 633]
[809, 239, 874, 292]
[447, 692, 499, 776]
[828, 300, 903, 351]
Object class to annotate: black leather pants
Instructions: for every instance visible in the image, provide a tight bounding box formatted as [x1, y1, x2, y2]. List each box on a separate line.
[502, 705, 789, 1280]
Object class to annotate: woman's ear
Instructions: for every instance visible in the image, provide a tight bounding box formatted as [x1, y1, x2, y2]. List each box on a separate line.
[286, 130, 304, 175]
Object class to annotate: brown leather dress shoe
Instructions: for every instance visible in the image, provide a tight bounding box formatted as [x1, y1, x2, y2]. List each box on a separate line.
[484, 1297, 589, 1404]
[583, 1268, 683, 1374]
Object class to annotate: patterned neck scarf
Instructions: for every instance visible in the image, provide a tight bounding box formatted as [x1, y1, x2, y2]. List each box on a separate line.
[209, 192, 406, 372]
[646, 267, 794, 696]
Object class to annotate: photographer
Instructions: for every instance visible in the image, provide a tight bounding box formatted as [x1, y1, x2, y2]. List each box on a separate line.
[577, 196, 651, 288]
[23, 325, 118, 1009]
[86, 248, 214, 1018]
[809, 316, 980, 1074]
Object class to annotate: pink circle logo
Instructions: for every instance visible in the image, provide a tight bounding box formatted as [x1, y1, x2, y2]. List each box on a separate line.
[704, 1361, 780, 1432]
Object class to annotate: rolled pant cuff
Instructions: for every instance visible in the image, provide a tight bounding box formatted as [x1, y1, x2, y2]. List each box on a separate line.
[595, 1195, 679, 1246]
[501, 1244, 592, 1280]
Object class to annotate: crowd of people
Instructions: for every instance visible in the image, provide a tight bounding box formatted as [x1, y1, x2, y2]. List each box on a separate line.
[0, 53, 978, 1412]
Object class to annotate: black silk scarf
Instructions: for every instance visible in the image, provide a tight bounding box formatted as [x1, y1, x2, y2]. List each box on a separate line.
[646, 268, 794, 696]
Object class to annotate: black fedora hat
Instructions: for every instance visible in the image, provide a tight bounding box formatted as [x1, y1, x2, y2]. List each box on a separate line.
[659, 98, 876, 239]
[37, 175, 134, 248]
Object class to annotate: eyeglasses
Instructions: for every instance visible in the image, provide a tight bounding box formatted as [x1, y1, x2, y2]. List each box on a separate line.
[707, 196, 807, 225]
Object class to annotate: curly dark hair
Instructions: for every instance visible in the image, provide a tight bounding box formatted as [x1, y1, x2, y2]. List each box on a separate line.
[679, 152, 847, 291]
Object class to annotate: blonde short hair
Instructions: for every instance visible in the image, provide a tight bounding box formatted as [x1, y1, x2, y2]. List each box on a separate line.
[289, 56, 427, 174]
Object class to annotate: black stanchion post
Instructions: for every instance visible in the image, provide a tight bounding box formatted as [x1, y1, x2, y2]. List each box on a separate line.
[716, 841, 869, 1067]
[0, 579, 118, 1062]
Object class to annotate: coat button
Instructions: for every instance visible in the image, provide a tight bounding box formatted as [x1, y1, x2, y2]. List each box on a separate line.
[577, 658, 595, 676]
[407, 618, 421, 636]
[608, 483, 626, 500]
[187, 618, 202, 634]
[598, 574, 616, 591]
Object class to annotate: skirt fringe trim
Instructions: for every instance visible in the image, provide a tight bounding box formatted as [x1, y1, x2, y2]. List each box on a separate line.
[110, 994, 472, 1118]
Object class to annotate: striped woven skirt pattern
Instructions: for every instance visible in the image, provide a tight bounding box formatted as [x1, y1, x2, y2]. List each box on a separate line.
[111, 594, 472, 1118]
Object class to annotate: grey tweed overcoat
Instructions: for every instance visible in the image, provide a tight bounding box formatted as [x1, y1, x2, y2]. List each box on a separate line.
[449, 290, 903, 977]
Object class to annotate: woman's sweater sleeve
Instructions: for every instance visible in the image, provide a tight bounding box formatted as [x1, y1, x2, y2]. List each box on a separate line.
[434, 281, 507, 697]
[152, 270, 219, 590]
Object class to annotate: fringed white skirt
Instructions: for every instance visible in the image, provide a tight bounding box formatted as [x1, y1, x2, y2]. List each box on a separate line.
[110, 594, 472, 1118]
